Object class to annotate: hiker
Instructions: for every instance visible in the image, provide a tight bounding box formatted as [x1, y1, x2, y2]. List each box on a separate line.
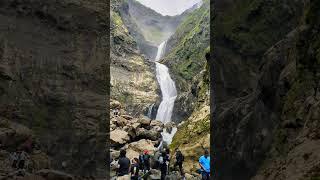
[113, 108, 120, 117]
[17, 150, 28, 170]
[117, 149, 131, 179]
[11, 151, 18, 168]
[174, 148, 184, 176]
[159, 151, 169, 180]
[142, 150, 151, 173]
[199, 149, 210, 180]
[165, 149, 170, 174]
[130, 158, 139, 180]
[138, 151, 145, 171]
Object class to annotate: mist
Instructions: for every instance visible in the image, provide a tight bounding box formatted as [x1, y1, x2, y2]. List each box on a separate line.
[135, 0, 202, 16]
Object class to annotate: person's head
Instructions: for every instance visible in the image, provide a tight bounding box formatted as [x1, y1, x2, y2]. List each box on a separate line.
[166, 148, 170, 154]
[204, 149, 209, 158]
[162, 151, 166, 157]
[120, 149, 126, 158]
[134, 158, 139, 164]
[144, 150, 148, 155]
[175, 148, 179, 152]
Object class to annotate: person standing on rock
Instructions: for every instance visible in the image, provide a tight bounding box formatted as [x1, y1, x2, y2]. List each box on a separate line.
[199, 149, 210, 180]
[138, 151, 145, 172]
[117, 149, 131, 180]
[174, 148, 184, 177]
[11, 151, 18, 169]
[142, 150, 151, 173]
[159, 151, 169, 180]
[17, 150, 28, 170]
[130, 158, 139, 180]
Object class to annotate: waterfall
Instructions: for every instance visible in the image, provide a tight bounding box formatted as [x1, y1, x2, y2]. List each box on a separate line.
[154, 41, 178, 145]
[147, 103, 154, 119]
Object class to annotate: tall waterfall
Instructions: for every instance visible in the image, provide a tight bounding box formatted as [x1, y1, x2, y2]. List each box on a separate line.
[154, 41, 177, 145]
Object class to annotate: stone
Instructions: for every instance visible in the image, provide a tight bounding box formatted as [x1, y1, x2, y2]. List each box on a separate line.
[36, 169, 74, 180]
[110, 129, 130, 145]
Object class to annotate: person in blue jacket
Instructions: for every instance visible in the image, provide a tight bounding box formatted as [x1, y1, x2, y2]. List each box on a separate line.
[199, 149, 210, 180]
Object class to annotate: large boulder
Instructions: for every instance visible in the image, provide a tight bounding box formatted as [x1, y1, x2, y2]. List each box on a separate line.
[139, 118, 151, 127]
[110, 129, 130, 145]
[126, 139, 156, 155]
[136, 128, 160, 141]
[110, 100, 121, 109]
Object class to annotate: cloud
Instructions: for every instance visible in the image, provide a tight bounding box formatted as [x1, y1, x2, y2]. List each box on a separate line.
[135, 0, 202, 16]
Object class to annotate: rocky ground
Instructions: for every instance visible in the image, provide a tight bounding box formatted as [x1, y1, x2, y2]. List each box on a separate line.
[109, 100, 203, 179]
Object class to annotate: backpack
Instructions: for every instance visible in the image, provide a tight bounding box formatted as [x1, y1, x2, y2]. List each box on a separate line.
[176, 152, 184, 163]
[139, 155, 144, 164]
[143, 154, 150, 161]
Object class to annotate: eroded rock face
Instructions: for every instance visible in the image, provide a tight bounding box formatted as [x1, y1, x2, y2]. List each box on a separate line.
[0, 0, 107, 177]
[213, 1, 320, 179]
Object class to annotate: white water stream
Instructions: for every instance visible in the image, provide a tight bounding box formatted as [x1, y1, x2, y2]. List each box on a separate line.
[154, 41, 177, 145]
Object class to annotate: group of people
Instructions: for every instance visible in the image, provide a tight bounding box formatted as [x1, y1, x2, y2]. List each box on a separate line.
[10, 150, 29, 171]
[114, 148, 210, 180]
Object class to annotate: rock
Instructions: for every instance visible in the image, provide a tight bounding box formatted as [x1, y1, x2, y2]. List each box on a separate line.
[114, 116, 127, 127]
[110, 100, 121, 109]
[121, 114, 133, 120]
[150, 120, 163, 127]
[127, 139, 156, 155]
[139, 118, 151, 127]
[125, 148, 139, 160]
[110, 129, 130, 145]
[147, 169, 161, 180]
[136, 128, 160, 141]
[131, 122, 141, 129]
[36, 169, 74, 180]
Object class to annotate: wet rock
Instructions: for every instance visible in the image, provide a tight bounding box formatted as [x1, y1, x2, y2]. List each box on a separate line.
[136, 128, 160, 141]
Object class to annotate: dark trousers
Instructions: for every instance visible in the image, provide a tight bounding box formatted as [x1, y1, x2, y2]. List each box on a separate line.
[160, 165, 167, 180]
[174, 162, 183, 176]
[201, 171, 210, 180]
[18, 160, 25, 169]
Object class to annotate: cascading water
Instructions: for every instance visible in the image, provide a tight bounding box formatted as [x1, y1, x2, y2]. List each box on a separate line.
[147, 103, 154, 119]
[154, 41, 178, 145]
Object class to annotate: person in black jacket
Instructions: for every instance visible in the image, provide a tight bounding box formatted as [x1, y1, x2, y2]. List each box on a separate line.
[174, 148, 184, 177]
[159, 151, 169, 180]
[117, 149, 131, 179]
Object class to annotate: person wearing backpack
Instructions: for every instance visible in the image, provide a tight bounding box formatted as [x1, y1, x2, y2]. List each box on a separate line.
[142, 150, 150, 173]
[174, 148, 184, 176]
[138, 151, 144, 171]
[159, 151, 168, 180]
[199, 149, 210, 180]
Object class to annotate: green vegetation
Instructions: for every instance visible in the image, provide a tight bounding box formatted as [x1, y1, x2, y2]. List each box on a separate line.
[166, 3, 209, 81]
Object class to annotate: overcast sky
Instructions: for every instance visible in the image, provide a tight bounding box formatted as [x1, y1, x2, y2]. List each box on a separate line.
[136, 0, 202, 16]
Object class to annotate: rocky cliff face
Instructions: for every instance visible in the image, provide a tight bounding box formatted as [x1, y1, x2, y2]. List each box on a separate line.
[0, 0, 107, 178]
[110, 0, 159, 117]
[119, 0, 193, 60]
[213, 0, 320, 179]
[162, 0, 210, 123]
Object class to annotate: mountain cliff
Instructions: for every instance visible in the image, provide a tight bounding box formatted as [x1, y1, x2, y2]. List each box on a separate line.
[0, 0, 108, 178]
[213, 0, 320, 179]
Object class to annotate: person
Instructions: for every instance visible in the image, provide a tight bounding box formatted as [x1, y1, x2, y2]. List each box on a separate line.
[159, 151, 169, 180]
[142, 150, 150, 173]
[199, 149, 210, 180]
[174, 148, 184, 176]
[165, 149, 170, 174]
[138, 151, 145, 171]
[17, 150, 28, 170]
[117, 149, 131, 179]
[11, 151, 18, 168]
[130, 158, 139, 180]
